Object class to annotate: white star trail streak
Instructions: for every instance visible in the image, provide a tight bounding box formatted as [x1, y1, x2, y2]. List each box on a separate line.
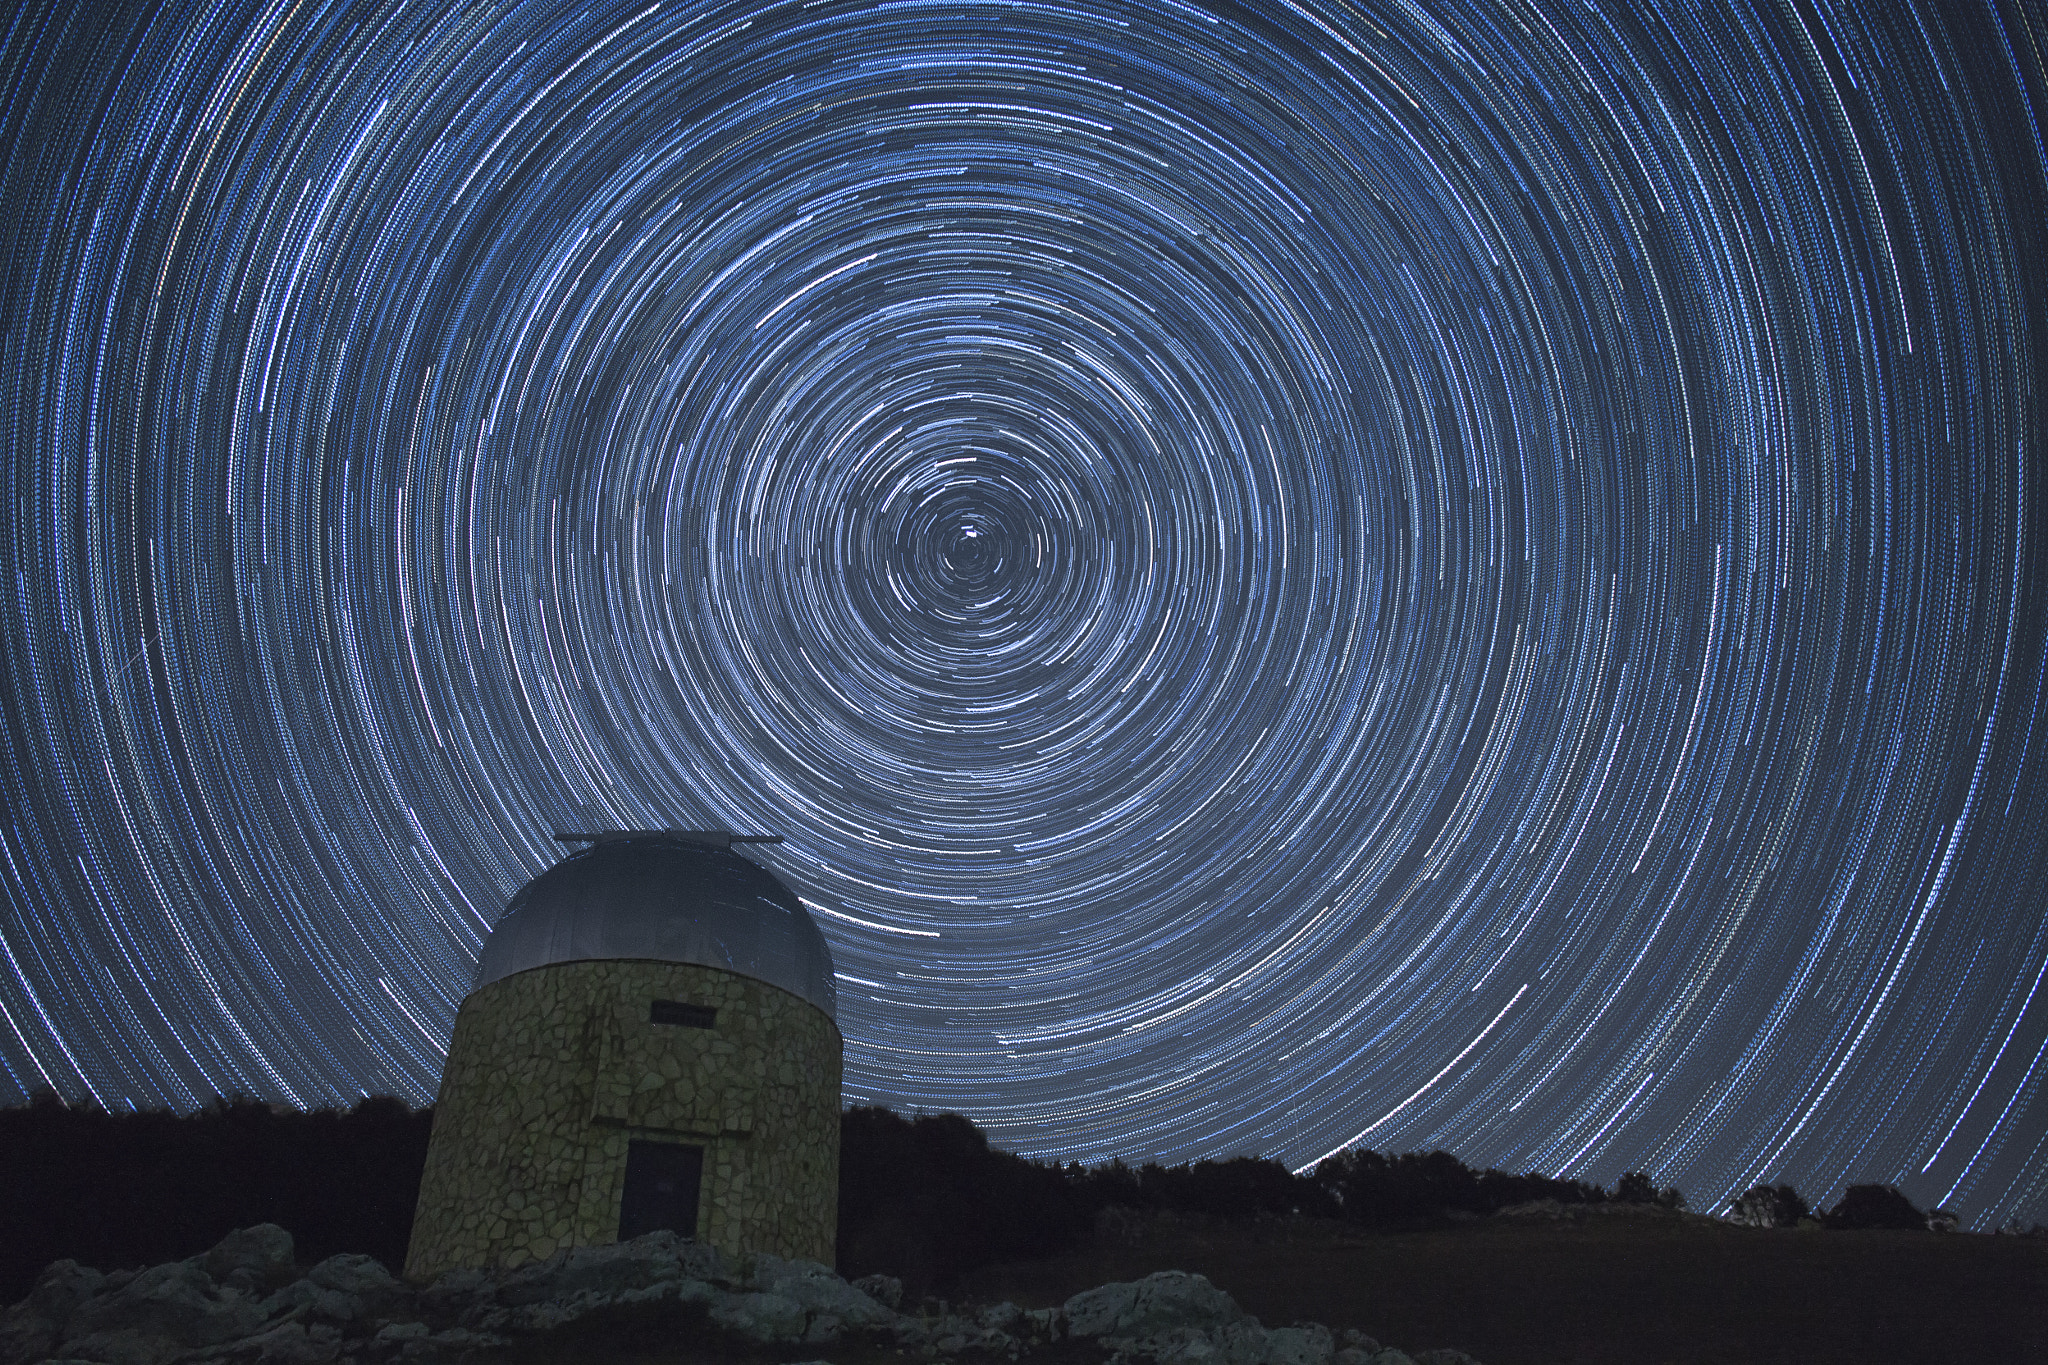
[1, 0, 2045, 1229]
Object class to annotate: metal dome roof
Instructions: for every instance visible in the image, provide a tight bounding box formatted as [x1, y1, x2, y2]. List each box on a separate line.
[474, 834, 837, 1019]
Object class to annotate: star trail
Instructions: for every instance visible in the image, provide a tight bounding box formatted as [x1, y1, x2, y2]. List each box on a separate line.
[2, 0, 2045, 1229]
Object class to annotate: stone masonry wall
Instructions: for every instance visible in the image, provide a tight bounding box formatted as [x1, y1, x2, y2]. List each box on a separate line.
[404, 960, 841, 1282]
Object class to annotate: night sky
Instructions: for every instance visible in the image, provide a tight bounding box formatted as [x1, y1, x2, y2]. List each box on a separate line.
[2, 0, 2045, 1230]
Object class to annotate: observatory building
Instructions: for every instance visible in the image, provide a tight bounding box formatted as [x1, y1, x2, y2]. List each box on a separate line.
[404, 831, 842, 1281]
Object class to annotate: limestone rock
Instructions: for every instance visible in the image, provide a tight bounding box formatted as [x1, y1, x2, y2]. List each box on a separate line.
[25, 1260, 107, 1326]
[415, 1266, 494, 1321]
[185, 1319, 342, 1365]
[2, 1230, 1484, 1365]
[256, 1279, 352, 1327]
[852, 1272, 903, 1309]
[306, 1253, 405, 1301]
[751, 1257, 894, 1331]
[1025, 1305, 1064, 1339]
[259, 1254, 410, 1328]
[708, 1289, 807, 1341]
[401, 1325, 509, 1359]
[1264, 1323, 1335, 1365]
[978, 1300, 1023, 1333]
[0, 1259, 103, 1363]
[494, 1231, 718, 1306]
[201, 1227, 296, 1291]
[62, 1260, 264, 1348]
[1064, 1270, 1251, 1339]
[1122, 1320, 1273, 1364]
[46, 1326, 185, 1365]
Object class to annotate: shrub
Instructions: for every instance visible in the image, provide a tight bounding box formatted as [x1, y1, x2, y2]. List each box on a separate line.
[1312, 1148, 1603, 1222]
[1104, 1155, 1336, 1221]
[1612, 1172, 1658, 1204]
[835, 1107, 1090, 1295]
[0, 1091, 432, 1302]
[1727, 1183, 1811, 1227]
[1822, 1183, 1925, 1230]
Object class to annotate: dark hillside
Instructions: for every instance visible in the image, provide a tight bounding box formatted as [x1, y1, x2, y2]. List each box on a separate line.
[8, 1098, 2040, 1365]
[0, 1092, 431, 1300]
[955, 1206, 2048, 1365]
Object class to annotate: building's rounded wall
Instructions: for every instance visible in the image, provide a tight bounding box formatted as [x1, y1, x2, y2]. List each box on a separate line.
[404, 959, 841, 1282]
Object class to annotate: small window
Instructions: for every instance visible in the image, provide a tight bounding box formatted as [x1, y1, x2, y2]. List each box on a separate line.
[650, 999, 717, 1029]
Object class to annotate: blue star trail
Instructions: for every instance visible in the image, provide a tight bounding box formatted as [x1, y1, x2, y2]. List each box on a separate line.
[1, 0, 2045, 1230]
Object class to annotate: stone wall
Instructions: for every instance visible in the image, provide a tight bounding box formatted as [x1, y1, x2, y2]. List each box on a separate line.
[403, 960, 841, 1282]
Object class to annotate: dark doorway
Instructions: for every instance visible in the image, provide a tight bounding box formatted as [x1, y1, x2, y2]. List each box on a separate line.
[618, 1140, 704, 1241]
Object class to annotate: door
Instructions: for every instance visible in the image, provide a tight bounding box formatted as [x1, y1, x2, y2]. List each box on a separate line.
[618, 1139, 704, 1241]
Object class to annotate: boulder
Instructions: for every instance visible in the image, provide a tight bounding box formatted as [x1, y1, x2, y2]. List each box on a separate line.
[257, 1279, 356, 1328]
[261, 1254, 409, 1326]
[44, 1327, 185, 1365]
[977, 1301, 1023, 1333]
[400, 1326, 509, 1359]
[750, 1258, 894, 1336]
[495, 1230, 720, 1307]
[1023, 1306, 1063, 1340]
[307, 1254, 405, 1301]
[0, 1259, 105, 1363]
[25, 1260, 107, 1326]
[63, 1260, 264, 1348]
[1264, 1323, 1335, 1365]
[1064, 1270, 1251, 1340]
[415, 1267, 493, 1321]
[851, 1273, 903, 1309]
[708, 1290, 807, 1342]
[1118, 1320, 1272, 1364]
[201, 1227, 296, 1291]
[184, 1319, 343, 1365]
[0, 1238, 1483, 1365]
[487, 1277, 712, 1335]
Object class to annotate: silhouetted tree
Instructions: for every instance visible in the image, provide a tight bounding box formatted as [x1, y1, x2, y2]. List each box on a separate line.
[835, 1107, 1089, 1296]
[1471, 1166, 1606, 1211]
[1313, 1147, 1603, 1223]
[1077, 1157, 1144, 1210]
[0, 1092, 433, 1302]
[1823, 1183, 1925, 1230]
[1611, 1171, 1657, 1204]
[1728, 1183, 1811, 1227]
[1099, 1155, 1334, 1221]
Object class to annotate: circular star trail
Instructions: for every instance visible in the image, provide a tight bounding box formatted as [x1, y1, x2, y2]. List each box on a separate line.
[2, 0, 2046, 1228]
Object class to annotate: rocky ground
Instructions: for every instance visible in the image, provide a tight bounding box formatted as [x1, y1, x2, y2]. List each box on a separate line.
[0, 1226, 1481, 1365]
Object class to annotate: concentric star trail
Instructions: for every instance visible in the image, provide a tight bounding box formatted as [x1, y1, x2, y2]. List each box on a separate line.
[2, 0, 2044, 1228]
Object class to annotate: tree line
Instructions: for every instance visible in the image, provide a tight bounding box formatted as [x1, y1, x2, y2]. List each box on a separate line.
[0, 1093, 1999, 1304]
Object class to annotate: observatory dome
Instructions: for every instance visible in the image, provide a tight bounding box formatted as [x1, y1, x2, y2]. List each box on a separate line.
[475, 834, 837, 1019]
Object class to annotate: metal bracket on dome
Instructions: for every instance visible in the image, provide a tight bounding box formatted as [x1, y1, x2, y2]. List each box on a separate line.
[553, 830, 784, 850]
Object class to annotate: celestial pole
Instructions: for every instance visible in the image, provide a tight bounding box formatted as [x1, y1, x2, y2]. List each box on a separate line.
[2, 0, 2045, 1229]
